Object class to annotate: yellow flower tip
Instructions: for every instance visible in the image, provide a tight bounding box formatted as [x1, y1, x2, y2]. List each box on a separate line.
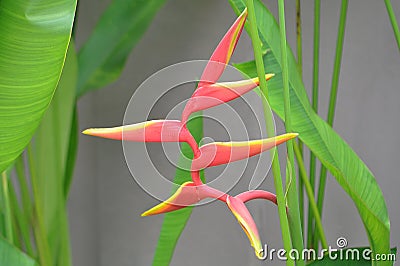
[282, 132, 299, 140]
[82, 128, 93, 135]
[265, 73, 275, 80]
[82, 128, 113, 136]
[141, 210, 150, 217]
[256, 248, 265, 260]
[140, 204, 161, 217]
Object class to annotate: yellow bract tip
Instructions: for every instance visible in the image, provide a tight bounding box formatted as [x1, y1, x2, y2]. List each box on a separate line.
[82, 129, 93, 135]
[265, 73, 275, 80]
[256, 249, 265, 260]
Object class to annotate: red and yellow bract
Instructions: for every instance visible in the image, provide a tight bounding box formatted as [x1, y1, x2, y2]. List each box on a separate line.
[83, 9, 298, 260]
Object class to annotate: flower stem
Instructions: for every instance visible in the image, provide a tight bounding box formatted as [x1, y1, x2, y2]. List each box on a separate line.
[307, 0, 321, 250]
[2, 171, 14, 244]
[28, 144, 52, 266]
[295, 0, 305, 235]
[245, 1, 294, 265]
[315, 0, 348, 248]
[15, 155, 35, 256]
[277, 0, 305, 263]
[384, 0, 400, 51]
[296, 0, 303, 77]
[293, 142, 327, 250]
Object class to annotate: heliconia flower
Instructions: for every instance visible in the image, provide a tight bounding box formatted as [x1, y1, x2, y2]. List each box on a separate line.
[191, 133, 299, 170]
[82, 119, 198, 152]
[83, 9, 298, 261]
[226, 196, 264, 259]
[198, 8, 248, 88]
[181, 74, 274, 123]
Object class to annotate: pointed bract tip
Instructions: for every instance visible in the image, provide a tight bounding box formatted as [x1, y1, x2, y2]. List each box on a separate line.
[82, 129, 91, 135]
[82, 128, 106, 136]
[278, 132, 299, 140]
[265, 73, 275, 80]
[256, 249, 265, 260]
[141, 210, 150, 217]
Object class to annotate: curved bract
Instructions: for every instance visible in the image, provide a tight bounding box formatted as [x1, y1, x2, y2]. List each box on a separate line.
[197, 8, 247, 88]
[226, 196, 264, 259]
[83, 119, 198, 152]
[192, 133, 298, 170]
[182, 74, 274, 123]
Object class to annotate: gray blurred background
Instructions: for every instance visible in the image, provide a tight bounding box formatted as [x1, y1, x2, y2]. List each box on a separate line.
[70, 0, 400, 265]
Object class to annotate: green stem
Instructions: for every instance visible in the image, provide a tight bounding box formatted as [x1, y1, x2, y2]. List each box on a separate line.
[28, 144, 52, 266]
[295, 0, 305, 235]
[315, 0, 348, 248]
[384, 0, 400, 51]
[245, 1, 294, 265]
[307, 0, 321, 250]
[277, 0, 305, 263]
[8, 180, 35, 255]
[2, 171, 14, 244]
[293, 143, 327, 250]
[296, 0, 303, 77]
[15, 155, 36, 256]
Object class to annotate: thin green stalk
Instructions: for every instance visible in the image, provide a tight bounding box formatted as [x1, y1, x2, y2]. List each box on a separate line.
[245, 1, 294, 265]
[27, 144, 52, 266]
[15, 156, 33, 228]
[293, 143, 327, 250]
[14, 155, 36, 256]
[307, 0, 321, 250]
[277, 0, 305, 263]
[295, 0, 305, 235]
[2, 171, 14, 243]
[315, 0, 348, 249]
[8, 180, 35, 255]
[384, 0, 400, 50]
[296, 0, 303, 77]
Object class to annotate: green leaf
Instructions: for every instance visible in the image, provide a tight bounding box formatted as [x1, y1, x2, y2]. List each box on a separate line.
[152, 114, 204, 266]
[307, 247, 397, 265]
[0, 237, 38, 266]
[63, 107, 79, 198]
[30, 42, 78, 266]
[0, 0, 77, 173]
[77, 0, 166, 97]
[229, 0, 391, 264]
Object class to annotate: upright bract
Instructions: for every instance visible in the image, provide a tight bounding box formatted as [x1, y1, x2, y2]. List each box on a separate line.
[83, 9, 298, 260]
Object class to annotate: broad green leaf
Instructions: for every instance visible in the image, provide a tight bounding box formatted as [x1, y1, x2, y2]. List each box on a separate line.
[0, 0, 77, 173]
[307, 247, 397, 265]
[229, 0, 391, 264]
[0, 237, 38, 266]
[30, 42, 78, 266]
[153, 114, 204, 266]
[77, 0, 166, 97]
